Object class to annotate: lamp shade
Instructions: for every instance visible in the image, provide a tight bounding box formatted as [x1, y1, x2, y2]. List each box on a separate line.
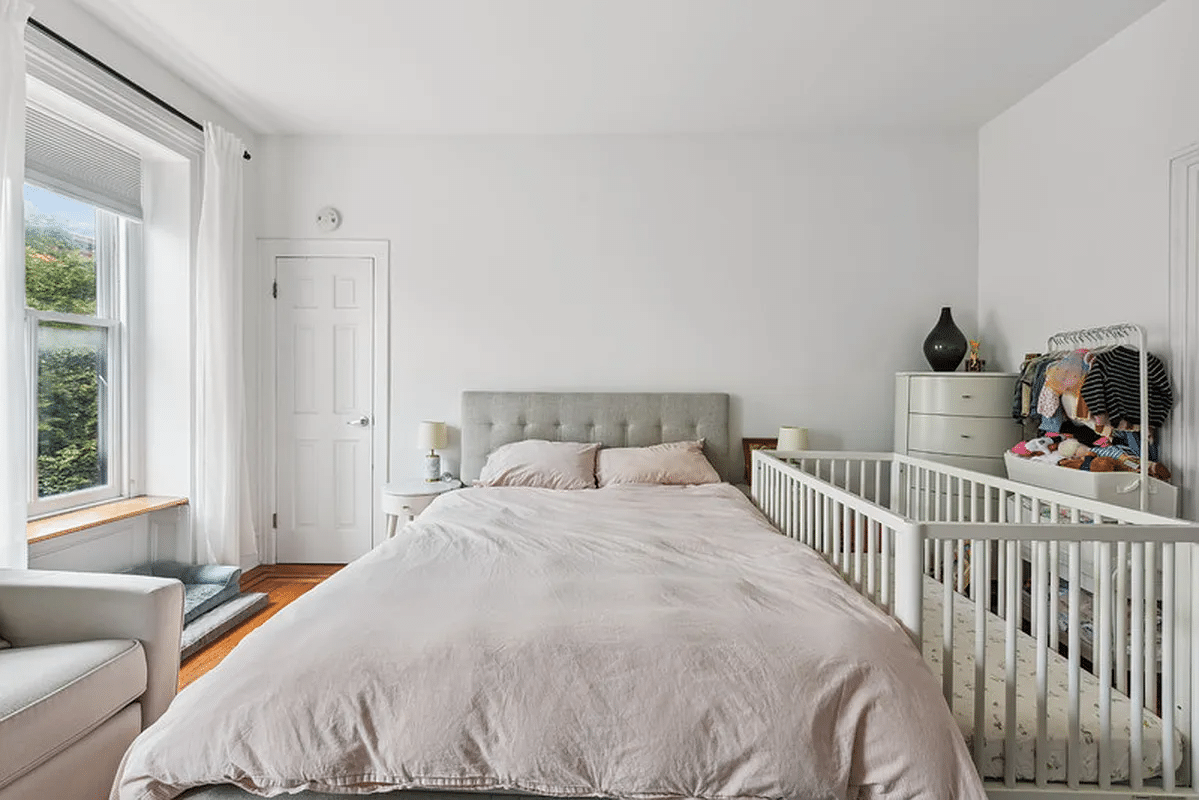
[777, 426, 809, 451]
[417, 421, 448, 451]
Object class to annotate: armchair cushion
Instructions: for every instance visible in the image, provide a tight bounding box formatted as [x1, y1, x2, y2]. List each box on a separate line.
[0, 639, 145, 787]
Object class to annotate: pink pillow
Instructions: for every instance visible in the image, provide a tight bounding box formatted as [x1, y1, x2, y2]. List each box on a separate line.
[476, 440, 599, 490]
[597, 440, 721, 487]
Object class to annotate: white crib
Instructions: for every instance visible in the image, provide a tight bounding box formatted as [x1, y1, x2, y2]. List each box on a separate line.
[751, 448, 1199, 798]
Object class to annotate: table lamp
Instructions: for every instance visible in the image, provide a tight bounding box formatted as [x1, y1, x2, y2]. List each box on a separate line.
[418, 421, 448, 482]
[777, 426, 809, 452]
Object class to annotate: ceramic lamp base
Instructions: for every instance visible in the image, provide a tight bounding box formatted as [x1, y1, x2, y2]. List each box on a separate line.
[424, 453, 441, 482]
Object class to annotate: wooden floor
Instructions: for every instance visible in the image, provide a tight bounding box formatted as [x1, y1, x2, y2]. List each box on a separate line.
[177, 563, 342, 690]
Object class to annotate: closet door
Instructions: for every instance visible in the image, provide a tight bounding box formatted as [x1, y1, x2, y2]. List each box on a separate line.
[275, 256, 375, 563]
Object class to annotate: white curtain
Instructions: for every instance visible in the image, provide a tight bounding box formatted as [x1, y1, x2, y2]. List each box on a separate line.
[194, 123, 257, 568]
[0, 1, 31, 569]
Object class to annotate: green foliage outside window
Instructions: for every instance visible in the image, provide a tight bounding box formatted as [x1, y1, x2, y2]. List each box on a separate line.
[26, 215, 96, 314]
[26, 215, 105, 498]
[36, 344, 102, 496]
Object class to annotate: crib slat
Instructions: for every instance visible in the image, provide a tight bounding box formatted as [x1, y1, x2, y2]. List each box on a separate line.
[972, 536, 987, 775]
[843, 503, 852, 578]
[942, 538, 954, 704]
[956, 538, 965, 594]
[1130, 540, 1145, 790]
[1162, 541, 1176, 790]
[1031, 528, 1041, 661]
[854, 510, 864, 589]
[783, 471, 792, 537]
[922, 467, 931, 522]
[1098, 541, 1113, 790]
[956, 476, 965, 523]
[881, 526, 892, 611]
[836, 502, 847, 576]
[1116, 540, 1128, 694]
[1049, 536, 1060, 652]
[940, 473, 949, 522]
[1066, 540, 1081, 788]
[1035, 540, 1049, 787]
[820, 491, 829, 554]
[1004, 539, 1018, 788]
[811, 482, 819, 547]
[1144, 542, 1157, 713]
[867, 519, 877, 600]
[775, 470, 783, 525]
[996, 491, 1007, 618]
[824, 496, 834, 561]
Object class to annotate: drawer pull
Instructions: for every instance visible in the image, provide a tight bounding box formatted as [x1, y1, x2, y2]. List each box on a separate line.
[960, 434, 972, 439]
[960, 394, 973, 399]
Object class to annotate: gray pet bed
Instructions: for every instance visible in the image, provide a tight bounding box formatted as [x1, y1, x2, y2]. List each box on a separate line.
[128, 561, 268, 657]
[128, 561, 243, 624]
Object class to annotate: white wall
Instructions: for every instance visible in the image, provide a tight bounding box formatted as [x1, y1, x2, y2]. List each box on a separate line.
[978, 0, 1199, 371]
[258, 133, 979, 482]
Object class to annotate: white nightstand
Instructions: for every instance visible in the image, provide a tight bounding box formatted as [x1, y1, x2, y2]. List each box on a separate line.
[381, 478, 463, 537]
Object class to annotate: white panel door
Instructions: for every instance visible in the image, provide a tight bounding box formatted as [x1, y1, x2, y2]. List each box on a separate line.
[276, 256, 374, 563]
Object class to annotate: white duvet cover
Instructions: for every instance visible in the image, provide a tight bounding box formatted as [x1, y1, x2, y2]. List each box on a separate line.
[112, 484, 985, 800]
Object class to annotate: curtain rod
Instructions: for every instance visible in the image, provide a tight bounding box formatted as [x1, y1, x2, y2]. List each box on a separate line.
[28, 18, 252, 161]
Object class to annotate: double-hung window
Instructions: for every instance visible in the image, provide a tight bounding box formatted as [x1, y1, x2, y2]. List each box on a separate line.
[24, 104, 142, 517]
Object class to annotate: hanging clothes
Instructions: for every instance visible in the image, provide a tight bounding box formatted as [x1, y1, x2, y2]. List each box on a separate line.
[1036, 349, 1090, 418]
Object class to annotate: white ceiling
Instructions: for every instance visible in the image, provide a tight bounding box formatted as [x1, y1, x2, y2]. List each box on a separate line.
[71, 0, 1163, 136]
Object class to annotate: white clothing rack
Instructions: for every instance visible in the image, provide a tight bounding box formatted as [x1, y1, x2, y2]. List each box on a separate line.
[1043, 323, 1151, 512]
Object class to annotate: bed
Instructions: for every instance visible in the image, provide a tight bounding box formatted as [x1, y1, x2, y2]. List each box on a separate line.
[112, 393, 985, 800]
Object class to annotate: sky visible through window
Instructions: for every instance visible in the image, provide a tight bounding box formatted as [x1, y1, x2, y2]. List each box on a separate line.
[24, 183, 95, 238]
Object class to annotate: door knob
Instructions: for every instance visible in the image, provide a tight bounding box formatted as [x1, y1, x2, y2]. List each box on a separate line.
[346, 415, 370, 427]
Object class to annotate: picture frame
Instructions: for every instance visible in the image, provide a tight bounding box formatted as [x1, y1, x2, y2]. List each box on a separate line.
[742, 437, 778, 480]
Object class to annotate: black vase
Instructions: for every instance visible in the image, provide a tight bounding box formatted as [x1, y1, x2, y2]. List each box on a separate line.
[922, 306, 967, 372]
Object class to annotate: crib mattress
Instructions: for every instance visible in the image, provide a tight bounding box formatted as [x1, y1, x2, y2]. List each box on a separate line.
[922, 576, 1182, 783]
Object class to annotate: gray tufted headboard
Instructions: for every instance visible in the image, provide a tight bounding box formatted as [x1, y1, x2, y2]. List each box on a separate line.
[461, 392, 732, 483]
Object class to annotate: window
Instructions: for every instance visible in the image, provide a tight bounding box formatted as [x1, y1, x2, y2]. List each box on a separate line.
[24, 114, 142, 517]
[21, 24, 201, 520]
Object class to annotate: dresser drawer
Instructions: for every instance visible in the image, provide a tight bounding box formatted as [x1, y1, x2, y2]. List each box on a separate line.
[907, 414, 1020, 459]
[908, 376, 1013, 418]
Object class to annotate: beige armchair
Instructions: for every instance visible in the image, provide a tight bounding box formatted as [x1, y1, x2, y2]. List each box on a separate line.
[0, 569, 184, 800]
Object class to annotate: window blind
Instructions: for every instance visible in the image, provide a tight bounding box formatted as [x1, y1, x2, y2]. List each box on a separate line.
[25, 103, 142, 219]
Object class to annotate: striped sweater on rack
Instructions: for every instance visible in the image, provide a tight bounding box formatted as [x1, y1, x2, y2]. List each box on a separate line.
[1078, 345, 1173, 428]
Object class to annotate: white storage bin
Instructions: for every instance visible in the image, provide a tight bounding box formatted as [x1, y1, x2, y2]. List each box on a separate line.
[1003, 451, 1178, 517]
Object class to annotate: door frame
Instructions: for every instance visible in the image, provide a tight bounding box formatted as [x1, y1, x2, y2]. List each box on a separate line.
[258, 239, 390, 564]
[1168, 143, 1199, 522]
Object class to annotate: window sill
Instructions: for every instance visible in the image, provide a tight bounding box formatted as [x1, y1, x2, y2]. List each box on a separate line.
[27, 496, 188, 545]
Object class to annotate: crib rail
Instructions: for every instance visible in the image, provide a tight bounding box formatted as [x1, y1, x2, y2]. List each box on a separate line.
[750, 449, 925, 635]
[751, 449, 1199, 795]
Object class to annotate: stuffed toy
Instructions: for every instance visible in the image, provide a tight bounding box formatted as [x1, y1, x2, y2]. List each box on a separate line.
[1011, 437, 1056, 457]
[1056, 438, 1092, 459]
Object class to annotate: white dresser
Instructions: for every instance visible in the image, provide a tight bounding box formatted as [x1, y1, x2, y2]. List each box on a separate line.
[894, 372, 1020, 476]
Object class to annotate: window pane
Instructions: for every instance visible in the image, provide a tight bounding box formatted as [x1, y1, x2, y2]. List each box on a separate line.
[24, 184, 97, 315]
[37, 322, 109, 498]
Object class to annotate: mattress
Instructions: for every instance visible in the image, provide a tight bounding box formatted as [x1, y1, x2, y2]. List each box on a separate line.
[115, 484, 984, 800]
[922, 576, 1182, 783]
